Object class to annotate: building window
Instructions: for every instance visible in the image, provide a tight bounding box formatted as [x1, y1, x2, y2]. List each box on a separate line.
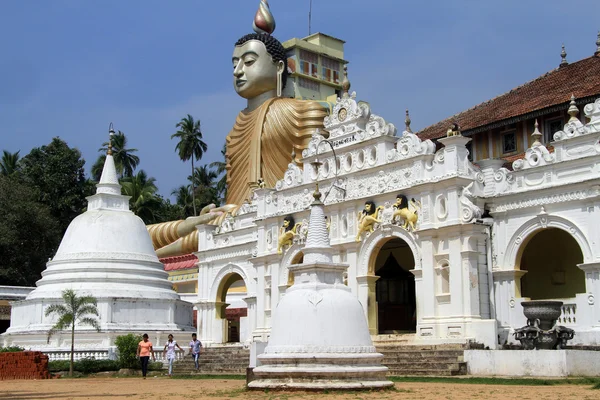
[322, 57, 341, 84]
[502, 131, 517, 154]
[298, 77, 319, 91]
[299, 50, 319, 78]
[466, 141, 473, 162]
[544, 117, 563, 143]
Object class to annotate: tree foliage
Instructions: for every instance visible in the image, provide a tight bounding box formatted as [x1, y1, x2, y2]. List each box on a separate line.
[115, 333, 142, 369]
[91, 131, 140, 181]
[19, 137, 93, 233]
[209, 143, 227, 204]
[121, 170, 162, 224]
[171, 114, 208, 216]
[0, 150, 20, 176]
[45, 289, 100, 377]
[0, 175, 61, 286]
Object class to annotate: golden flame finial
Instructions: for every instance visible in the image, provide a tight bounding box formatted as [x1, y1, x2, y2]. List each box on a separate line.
[253, 0, 276, 35]
[107, 122, 115, 156]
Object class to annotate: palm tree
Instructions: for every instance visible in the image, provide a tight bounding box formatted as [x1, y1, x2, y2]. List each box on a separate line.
[209, 143, 227, 204]
[172, 184, 195, 218]
[0, 150, 20, 176]
[45, 289, 100, 377]
[189, 165, 218, 209]
[171, 115, 208, 216]
[121, 170, 162, 224]
[92, 131, 140, 181]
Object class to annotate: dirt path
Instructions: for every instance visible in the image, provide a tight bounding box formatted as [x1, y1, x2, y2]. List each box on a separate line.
[1, 378, 598, 400]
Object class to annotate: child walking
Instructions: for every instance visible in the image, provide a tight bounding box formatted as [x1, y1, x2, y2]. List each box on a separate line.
[163, 334, 183, 377]
[189, 333, 203, 371]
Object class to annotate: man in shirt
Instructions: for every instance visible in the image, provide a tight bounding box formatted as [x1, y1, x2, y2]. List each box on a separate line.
[189, 333, 203, 371]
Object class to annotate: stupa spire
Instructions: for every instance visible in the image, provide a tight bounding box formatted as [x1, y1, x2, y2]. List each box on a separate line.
[303, 160, 332, 264]
[97, 123, 121, 195]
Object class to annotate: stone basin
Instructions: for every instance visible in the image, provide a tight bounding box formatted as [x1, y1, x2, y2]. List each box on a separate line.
[521, 300, 563, 330]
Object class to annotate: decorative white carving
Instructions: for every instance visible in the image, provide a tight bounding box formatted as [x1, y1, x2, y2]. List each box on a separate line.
[388, 131, 436, 162]
[491, 188, 600, 213]
[460, 182, 482, 223]
[512, 145, 555, 170]
[276, 162, 304, 191]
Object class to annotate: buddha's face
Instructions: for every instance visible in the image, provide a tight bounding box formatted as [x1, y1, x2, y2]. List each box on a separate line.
[232, 40, 284, 99]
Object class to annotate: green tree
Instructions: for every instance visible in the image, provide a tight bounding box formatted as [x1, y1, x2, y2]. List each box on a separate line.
[45, 289, 100, 377]
[171, 114, 208, 216]
[115, 334, 143, 369]
[209, 143, 227, 204]
[189, 165, 218, 209]
[0, 175, 61, 286]
[91, 131, 140, 181]
[121, 170, 162, 224]
[19, 137, 92, 233]
[0, 150, 20, 176]
[172, 184, 195, 218]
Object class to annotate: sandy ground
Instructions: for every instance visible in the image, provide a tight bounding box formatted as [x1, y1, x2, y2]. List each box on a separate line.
[1, 377, 598, 400]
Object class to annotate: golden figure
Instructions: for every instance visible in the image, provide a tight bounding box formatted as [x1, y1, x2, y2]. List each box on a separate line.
[356, 201, 384, 242]
[392, 194, 421, 232]
[146, 0, 327, 257]
[277, 215, 302, 254]
[447, 123, 461, 137]
[226, 1, 328, 205]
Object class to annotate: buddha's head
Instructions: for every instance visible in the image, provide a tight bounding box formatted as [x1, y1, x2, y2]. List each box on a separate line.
[232, 0, 287, 100]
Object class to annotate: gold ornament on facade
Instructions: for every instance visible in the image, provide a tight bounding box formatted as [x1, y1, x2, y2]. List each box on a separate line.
[392, 194, 421, 232]
[338, 108, 348, 122]
[446, 123, 461, 137]
[356, 201, 384, 242]
[277, 215, 302, 254]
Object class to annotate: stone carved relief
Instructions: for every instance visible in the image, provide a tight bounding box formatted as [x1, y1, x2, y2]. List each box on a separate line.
[460, 182, 483, 223]
[491, 188, 600, 213]
[387, 131, 436, 162]
[275, 162, 304, 191]
[512, 145, 555, 170]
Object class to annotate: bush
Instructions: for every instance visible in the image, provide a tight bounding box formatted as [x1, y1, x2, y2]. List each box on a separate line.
[0, 346, 25, 353]
[115, 334, 142, 369]
[48, 358, 120, 373]
[148, 361, 164, 371]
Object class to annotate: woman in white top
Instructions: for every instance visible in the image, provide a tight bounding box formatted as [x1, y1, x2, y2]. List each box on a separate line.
[163, 334, 184, 376]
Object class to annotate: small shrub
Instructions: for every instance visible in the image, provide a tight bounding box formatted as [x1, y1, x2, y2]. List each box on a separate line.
[0, 346, 24, 353]
[115, 334, 142, 369]
[49, 360, 70, 372]
[148, 361, 163, 371]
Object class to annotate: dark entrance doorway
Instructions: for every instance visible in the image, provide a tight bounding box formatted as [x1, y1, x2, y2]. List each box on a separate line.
[375, 239, 416, 333]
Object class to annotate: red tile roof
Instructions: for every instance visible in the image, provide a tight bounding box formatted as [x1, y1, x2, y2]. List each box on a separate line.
[161, 254, 198, 272]
[418, 55, 600, 141]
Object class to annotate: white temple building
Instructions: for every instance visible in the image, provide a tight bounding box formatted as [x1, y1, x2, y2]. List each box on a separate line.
[2, 147, 193, 354]
[194, 87, 600, 362]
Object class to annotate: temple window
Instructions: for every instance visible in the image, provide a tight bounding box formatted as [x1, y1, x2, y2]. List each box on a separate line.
[544, 117, 563, 143]
[298, 77, 320, 91]
[321, 57, 340, 84]
[299, 50, 319, 78]
[502, 130, 517, 154]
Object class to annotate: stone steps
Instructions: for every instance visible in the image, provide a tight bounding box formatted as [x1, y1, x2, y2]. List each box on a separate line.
[173, 346, 249, 375]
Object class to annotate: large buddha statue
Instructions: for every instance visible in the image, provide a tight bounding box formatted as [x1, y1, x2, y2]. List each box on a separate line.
[226, 0, 328, 205]
[148, 0, 328, 257]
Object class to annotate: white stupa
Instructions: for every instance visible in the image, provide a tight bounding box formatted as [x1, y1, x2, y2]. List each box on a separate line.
[249, 185, 393, 389]
[3, 139, 193, 351]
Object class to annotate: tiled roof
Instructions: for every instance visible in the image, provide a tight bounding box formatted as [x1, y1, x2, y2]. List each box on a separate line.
[161, 254, 198, 272]
[418, 55, 600, 141]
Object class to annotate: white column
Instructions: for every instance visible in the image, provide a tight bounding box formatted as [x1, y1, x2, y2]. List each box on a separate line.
[578, 262, 600, 328]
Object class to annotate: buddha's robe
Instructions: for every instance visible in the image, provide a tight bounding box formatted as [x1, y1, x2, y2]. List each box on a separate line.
[226, 97, 328, 205]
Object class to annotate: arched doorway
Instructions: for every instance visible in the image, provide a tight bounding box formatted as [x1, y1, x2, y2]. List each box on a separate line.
[518, 228, 585, 300]
[216, 272, 247, 343]
[372, 238, 416, 333]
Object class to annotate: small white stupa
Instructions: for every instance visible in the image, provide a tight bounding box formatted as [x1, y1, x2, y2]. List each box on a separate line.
[249, 183, 392, 389]
[3, 131, 193, 351]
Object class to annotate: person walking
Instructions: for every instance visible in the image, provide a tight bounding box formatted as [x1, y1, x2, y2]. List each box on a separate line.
[136, 333, 155, 379]
[163, 334, 184, 377]
[189, 333, 203, 371]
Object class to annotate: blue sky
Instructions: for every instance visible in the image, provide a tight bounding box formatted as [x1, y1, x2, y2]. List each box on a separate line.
[1, 0, 599, 198]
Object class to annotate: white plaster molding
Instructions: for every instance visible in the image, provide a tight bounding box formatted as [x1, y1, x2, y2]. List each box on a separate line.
[501, 214, 593, 270]
[208, 263, 252, 302]
[387, 131, 435, 162]
[490, 187, 600, 213]
[357, 224, 422, 276]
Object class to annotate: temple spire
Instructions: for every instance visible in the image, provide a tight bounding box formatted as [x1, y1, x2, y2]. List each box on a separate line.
[97, 123, 121, 195]
[405, 109, 413, 133]
[530, 119, 543, 147]
[560, 44, 568, 67]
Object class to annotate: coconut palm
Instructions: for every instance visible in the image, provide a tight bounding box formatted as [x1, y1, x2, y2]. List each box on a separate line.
[91, 131, 140, 181]
[121, 170, 162, 224]
[0, 150, 20, 176]
[209, 143, 227, 204]
[172, 184, 195, 218]
[189, 165, 219, 209]
[171, 115, 208, 216]
[45, 289, 100, 377]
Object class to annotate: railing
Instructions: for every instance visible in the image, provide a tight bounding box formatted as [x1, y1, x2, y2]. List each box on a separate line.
[557, 302, 577, 327]
[45, 350, 111, 361]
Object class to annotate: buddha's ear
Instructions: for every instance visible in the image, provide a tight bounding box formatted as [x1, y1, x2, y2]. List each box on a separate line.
[276, 60, 285, 74]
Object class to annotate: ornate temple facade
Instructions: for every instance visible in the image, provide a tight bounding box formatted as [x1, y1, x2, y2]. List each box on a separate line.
[193, 85, 600, 352]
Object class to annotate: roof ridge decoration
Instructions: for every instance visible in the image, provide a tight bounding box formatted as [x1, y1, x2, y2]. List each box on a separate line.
[553, 96, 587, 141]
[512, 121, 555, 171]
[560, 44, 568, 67]
[386, 116, 436, 162]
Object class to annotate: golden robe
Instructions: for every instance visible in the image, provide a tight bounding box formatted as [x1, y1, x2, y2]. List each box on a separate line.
[225, 98, 328, 205]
